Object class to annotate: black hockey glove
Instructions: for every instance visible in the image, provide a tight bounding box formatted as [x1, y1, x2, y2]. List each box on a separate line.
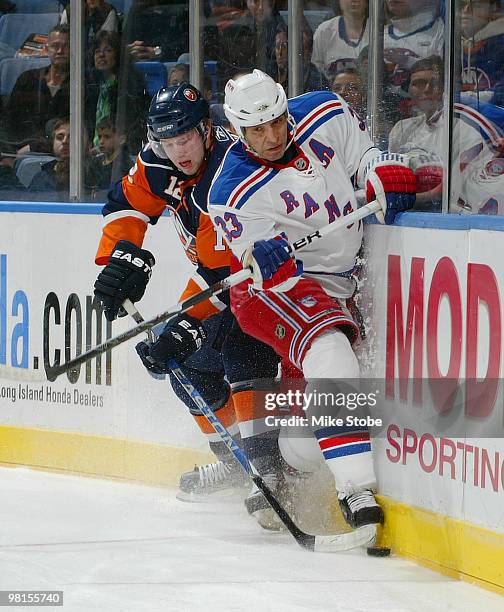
[135, 314, 207, 374]
[94, 240, 155, 321]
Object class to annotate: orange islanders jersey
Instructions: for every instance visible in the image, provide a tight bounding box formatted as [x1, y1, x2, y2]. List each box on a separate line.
[95, 126, 235, 320]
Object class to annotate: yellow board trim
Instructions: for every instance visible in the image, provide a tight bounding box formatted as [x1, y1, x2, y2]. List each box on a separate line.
[0, 424, 213, 487]
[1, 425, 503, 595]
[377, 495, 504, 595]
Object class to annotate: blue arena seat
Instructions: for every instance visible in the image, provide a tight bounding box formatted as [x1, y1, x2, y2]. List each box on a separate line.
[16, 155, 57, 188]
[0, 56, 51, 97]
[0, 13, 59, 53]
[135, 61, 168, 97]
[12, 1, 62, 13]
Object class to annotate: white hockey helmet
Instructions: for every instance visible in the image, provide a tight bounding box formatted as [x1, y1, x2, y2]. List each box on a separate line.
[223, 69, 288, 139]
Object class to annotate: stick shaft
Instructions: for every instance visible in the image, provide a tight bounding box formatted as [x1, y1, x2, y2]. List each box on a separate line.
[44, 200, 379, 381]
[45, 268, 250, 381]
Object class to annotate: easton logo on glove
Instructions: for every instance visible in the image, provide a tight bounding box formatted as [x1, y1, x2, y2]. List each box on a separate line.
[141, 314, 207, 370]
[110, 246, 154, 276]
[94, 240, 156, 321]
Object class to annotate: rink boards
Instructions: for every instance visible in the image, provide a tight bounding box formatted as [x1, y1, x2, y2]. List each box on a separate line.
[0, 203, 503, 593]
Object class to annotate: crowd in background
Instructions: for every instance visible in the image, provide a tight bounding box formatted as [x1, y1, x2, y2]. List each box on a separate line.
[0, 0, 503, 215]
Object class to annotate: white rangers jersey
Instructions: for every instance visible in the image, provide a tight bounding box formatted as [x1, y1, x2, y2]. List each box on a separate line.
[208, 91, 379, 298]
[312, 16, 369, 79]
[389, 103, 503, 191]
[458, 149, 504, 215]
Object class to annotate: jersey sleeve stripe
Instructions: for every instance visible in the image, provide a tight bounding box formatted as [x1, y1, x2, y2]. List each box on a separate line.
[297, 108, 345, 146]
[296, 107, 345, 145]
[455, 102, 503, 145]
[228, 166, 271, 208]
[95, 217, 148, 264]
[190, 272, 228, 311]
[232, 168, 279, 210]
[295, 100, 343, 138]
[101, 209, 150, 227]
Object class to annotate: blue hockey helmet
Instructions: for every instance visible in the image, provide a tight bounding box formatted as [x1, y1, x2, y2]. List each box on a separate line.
[147, 83, 210, 158]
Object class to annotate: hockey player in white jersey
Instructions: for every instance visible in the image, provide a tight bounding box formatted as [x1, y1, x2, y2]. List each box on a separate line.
[208, 70, 416, 530]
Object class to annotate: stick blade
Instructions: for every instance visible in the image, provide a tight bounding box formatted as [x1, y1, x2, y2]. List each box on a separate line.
[313, 524, 377, 553]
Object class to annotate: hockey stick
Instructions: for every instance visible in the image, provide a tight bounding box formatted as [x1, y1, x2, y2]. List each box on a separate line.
[168, 357, 376, 553]
[124, 299, 377, 553]
[0, 200, 381, 383]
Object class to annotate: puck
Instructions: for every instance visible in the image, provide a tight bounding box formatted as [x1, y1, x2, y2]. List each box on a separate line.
[367, 546, 391, 557]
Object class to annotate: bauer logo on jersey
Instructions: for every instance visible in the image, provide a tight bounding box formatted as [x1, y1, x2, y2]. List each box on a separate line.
[299, 295, 317, 308]
[184, 88, 197, 102]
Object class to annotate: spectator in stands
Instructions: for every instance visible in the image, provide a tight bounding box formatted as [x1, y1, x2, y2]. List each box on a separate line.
[388, 55, 445, 208]
[87, 30, 149, 155]
[460, 0, 504, 99]
[331, 67, 366, 117]
[273, 25, 328, 94]
[218, 0, 285, 86]
[27, 116, 102, 194]
[384, 0, 444, 90]
[88, 31, 122, 148]
[118, 1, 217, 149]
[168, 63, 190, 86]
[60, 0, 119, 41]
[28, 117, 71, 192]
[87, 115, 131, 188]
[122, 1, 218, 63]
[5, 25, 70, 144]
[312, 0, 369, 81]
[389, 56, 444, 152]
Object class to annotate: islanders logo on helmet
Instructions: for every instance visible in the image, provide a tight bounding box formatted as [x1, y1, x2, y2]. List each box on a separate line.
[184, 88, 197, 102]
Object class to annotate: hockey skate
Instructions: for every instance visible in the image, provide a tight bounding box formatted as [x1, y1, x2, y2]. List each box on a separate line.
[176, 459, 249, 502]
[338, 489, 384, 529]
[244, 472, 290, 531]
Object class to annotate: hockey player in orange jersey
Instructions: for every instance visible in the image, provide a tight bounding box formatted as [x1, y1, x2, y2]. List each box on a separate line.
[93, 84, 286, 524]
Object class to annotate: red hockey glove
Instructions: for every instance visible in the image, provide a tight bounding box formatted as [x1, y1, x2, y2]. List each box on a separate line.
[409, 151, 443, 194]
[365, 153, 417, 224]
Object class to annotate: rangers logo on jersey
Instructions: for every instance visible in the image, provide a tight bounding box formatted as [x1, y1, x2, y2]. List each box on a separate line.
[485, 157, 504, 177]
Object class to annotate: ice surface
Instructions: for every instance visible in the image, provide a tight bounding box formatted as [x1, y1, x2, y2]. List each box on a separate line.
[0, 467, 502, 612]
